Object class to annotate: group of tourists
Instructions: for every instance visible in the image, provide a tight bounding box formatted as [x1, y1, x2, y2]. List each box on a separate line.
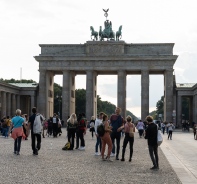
[4, 105, 193, 170]
[0, 107, 64, 155]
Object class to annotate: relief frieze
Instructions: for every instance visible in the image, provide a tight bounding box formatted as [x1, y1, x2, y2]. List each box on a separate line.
[88, 45, 123, 56]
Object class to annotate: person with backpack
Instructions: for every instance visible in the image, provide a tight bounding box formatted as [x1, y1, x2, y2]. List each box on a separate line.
[94, 112, 104, 156]
[27, 107, 45, 155]
[101, 114, 113, 162]
[110, 107, 124, 160]
[77, 113, 87, 151]
[10, 109, 26, 155]
[120, 115, 135, 162]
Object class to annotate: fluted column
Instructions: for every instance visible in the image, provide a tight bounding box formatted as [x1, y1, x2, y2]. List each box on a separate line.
[177, 95, 182, 127]
[11, 94, 16, 116]
[86, 70, 97, 121]
[31, 95, 35, 109]
[2, 91, 6, 116]
[117, 70, 126, 118]
[38, 69, 47, 115]
[61, 70, 75, 122]
[193, 95, 197, 123]
[7, 93, 11, 116]
[141, 70, 149, 121]
[164, 69, 174, 122]
[16, 95, 20, 109]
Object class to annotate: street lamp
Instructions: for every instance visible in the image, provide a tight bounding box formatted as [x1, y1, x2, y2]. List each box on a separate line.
[56, 95, 62, 118]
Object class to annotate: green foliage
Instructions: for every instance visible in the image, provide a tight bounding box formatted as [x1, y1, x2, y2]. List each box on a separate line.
[156, 96, 164, 116]
[0, 78, 36, 83]
[149, 110, 157, 120]
[75, 89, 86, 115]
[53, 83, 62, 118]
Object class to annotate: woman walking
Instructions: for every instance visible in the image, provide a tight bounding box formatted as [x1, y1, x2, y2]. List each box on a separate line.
[89, 116, 95, 139]
[167, 122, 175, 140]
[136, 120, 144, 138]
[10, 109, 26, 155]
[120, 115, 135, 162]
[101, 114, 113, 162]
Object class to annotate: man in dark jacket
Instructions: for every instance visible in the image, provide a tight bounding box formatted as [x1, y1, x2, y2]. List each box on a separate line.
[145, 115, 159, 170]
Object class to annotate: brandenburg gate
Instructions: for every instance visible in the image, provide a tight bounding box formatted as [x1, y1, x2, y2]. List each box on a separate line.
[34, 41, 178, 121]
[34, 9, 178, 122]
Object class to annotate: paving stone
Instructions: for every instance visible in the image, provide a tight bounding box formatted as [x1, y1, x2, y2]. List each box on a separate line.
[0, 129, 181, 184]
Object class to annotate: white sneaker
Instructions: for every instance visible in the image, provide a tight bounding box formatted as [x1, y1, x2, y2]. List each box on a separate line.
[95, 152, 100, 156]
[79, 146, 85, 151]
[110, 153, 115, 157]
[106, 157, 113, 162]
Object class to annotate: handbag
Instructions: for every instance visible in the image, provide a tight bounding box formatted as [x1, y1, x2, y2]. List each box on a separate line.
[157, 129, 163, 146]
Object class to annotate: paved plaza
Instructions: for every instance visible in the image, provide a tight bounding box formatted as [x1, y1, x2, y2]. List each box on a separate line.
[1, 128, 195, 184]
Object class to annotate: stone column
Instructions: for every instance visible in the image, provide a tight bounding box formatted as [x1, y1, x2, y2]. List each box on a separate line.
[1, 91, 6, 116]
[189, 97, 193, 124]
[11, 94, 16, 116]
[164, 70, 174, 122]
[193, 95, 197, 123]
[38, 69, 47, 115]
[117, 70, 126, 118]
[7, 93, 11, 116]
[31, 95, 35, 109]
[86, 70, 97, 121]
[141, 70, 149, 121]
[16, 95, 20, 109]
[177, 95, 182, 127]
[61, 71, 76, 122]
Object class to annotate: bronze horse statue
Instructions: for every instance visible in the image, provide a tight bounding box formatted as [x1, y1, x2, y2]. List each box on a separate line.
[90, 26, 98, 41]
[116, 25, 122, 41]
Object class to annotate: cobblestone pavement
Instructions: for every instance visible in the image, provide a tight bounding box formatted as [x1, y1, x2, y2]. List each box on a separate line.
[0, 129, 181, 184]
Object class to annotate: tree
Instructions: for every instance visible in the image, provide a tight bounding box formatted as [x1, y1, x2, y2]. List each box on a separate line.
[156, 96, 164, 117]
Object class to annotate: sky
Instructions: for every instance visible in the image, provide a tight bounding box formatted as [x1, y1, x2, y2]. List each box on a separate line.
[0, 0, 197, 118]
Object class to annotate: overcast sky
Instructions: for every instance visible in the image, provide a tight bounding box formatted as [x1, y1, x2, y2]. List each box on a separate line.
[0, 0, 197, 118]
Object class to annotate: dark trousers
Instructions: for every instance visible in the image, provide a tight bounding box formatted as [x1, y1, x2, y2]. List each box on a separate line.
[14, 136, 22, 152]
[48, 126, 53, 136]
[95, 136, 102, 153]
[122, 133, 134, 159]
[148, 145, 159, 167]
[78, 129, 85, 147]
[68, 128, 76, 149]
[168, 130, 173, 139]
[53, 123, 58, 137]
[138, 129, 144, 137]
[111, 132, 121, 158]
[162, 127, 165, 134]
[76, 130, 79, 148]
[31, 133, 41, 152]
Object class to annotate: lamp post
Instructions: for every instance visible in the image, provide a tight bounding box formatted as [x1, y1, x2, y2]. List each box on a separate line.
[56, 95, 62, 118]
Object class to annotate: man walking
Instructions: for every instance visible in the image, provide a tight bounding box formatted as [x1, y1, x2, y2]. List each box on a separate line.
[27, 107, 44, 155]
[110, 107, 124, 160]
[94, 112, 104, 155]
[145, 115, 159, 170]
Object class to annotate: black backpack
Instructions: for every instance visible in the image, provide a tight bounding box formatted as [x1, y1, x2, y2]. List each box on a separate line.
[97, 123, 105, 137]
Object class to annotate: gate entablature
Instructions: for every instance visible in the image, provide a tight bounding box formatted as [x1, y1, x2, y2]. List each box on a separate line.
[35, 41, 178, 122]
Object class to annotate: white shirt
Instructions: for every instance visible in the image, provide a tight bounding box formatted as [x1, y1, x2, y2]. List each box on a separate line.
[94, 118, 102, 134]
